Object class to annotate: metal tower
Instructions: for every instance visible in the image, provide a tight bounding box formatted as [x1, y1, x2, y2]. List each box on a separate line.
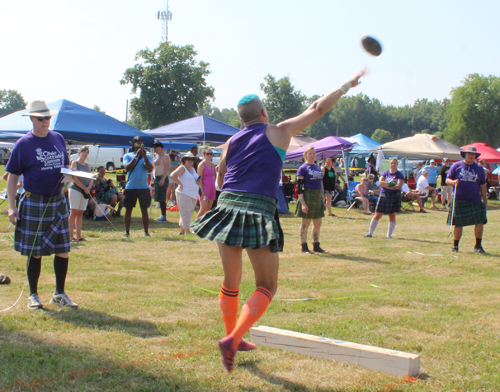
[157, 1, 173, 42]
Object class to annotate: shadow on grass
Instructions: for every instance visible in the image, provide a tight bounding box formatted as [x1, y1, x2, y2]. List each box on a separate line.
[314, 253, 389, 264]
[46, 308, 170, 338]
[0, 325, 201, 392]
[239, 359, 342, 392]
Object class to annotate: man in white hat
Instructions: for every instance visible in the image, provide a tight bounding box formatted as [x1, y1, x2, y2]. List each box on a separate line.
[6, 100, 77, 309]
[446, 146, 488, 254]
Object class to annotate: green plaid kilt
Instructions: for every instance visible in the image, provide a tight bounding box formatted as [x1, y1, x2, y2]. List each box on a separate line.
[154, 175, 169, 202]
[191, 191, 284, 253]
[295, 188, 325, 219]
[14, 192, 71, 256]
[375, 192, 402, 214]
[447, 197, 487, 227]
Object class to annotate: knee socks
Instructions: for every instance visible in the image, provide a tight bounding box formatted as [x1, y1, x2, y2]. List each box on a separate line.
[387, 222, 396, 238]
[54, 255, 69, 294]
[229, 287, 273, 350]
[368, 219, 379, 235]
[27, 256, 42, 295]
[219, 285, 239, 335]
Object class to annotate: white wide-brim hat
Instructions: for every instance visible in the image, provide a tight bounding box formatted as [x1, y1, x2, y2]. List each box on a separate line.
[460, 146, 481, 159]
[22, 100, 58, 117]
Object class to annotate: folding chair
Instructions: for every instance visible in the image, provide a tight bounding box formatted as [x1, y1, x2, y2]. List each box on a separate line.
[347, 181, 361, 211]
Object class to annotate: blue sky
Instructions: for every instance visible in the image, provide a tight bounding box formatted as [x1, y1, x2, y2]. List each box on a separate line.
[1, 0, 499, 123]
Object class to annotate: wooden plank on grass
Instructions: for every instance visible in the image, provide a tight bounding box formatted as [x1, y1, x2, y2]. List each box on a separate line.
[250, 325, 420, 377]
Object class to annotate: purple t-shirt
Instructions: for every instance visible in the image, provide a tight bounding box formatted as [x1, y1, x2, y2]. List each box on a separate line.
[6, 130, 69, 196]
[380, 170, 404, 194]
[297, 163, 323, 190]
[222, 123, 283, 199]
[446, 161, 485, 201]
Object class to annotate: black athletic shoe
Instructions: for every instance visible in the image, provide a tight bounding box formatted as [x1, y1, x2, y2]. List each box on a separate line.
[474, 246, 486, 255]
[451, 246, 459, 253]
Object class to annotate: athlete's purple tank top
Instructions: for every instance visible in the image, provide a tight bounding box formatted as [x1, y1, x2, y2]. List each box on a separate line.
[222, 123, 283, 200]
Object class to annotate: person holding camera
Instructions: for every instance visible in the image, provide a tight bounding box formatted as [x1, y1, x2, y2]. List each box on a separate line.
[123, 136, 153, 238]
[69, 146, 93, 242]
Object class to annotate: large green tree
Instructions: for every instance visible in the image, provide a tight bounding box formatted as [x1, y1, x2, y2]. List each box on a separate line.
[371, 129, 392, 143]
[0, 90, 26, 118]
[120, 42, 214, 130]
[197, 105, 241, 129]
[445, 73, 500, 147]
[260, 74, 306, 124]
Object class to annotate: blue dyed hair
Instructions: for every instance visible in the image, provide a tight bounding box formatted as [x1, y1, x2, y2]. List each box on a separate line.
[237, 94, 259, 107]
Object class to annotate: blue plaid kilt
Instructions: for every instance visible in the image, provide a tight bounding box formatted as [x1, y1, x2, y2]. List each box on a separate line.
[14, 192, 71, 256]
[191, 191, 284, 253]
[375, 192, 402, 214]
[447, 197, 487, 227]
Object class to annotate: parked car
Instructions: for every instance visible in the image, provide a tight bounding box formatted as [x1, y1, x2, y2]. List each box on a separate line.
[70, 146, 127, 171]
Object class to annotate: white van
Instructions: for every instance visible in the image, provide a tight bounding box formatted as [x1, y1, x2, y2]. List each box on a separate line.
[70, 146, 127, 171]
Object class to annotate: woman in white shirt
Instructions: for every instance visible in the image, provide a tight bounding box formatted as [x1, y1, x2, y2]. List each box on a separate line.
[170, 152, 200, 234]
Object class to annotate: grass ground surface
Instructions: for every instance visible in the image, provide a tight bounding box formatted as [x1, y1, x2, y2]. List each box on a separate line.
[1, 169, 499, 391]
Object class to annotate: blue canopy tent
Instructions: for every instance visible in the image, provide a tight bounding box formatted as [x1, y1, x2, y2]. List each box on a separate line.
[145, 116, 240, 144]
[345, 133, 382, 156]
[0, 99, 154, 147]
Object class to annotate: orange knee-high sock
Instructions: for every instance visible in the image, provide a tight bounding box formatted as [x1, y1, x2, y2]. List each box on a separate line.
[219, 285, 239, 336]
[230, 287, 273, 350]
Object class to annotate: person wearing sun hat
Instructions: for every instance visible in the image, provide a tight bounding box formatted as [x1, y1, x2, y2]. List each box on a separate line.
[446, 146, 488, 254]
[6, 100, 77, 309]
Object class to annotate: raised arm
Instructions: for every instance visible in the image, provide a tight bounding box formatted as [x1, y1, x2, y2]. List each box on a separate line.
[275, 70, 366, 141]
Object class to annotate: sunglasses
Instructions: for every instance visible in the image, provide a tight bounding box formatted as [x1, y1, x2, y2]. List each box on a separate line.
[36, 116, 52, 122]
[204, 152, 213, 155]
[184, 157, 195, 161]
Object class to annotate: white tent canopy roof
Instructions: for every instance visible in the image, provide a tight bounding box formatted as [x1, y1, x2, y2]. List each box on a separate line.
[376, 133, 462, 161]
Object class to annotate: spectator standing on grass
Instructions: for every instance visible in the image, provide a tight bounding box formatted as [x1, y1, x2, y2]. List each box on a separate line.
[322, 157, 337, 217]
[414, 162, 424, 183]
[446, 146, 487, 254]
[6, 100, 77, 309]
[296, 147, 327, 253]
[440, 158, 452, 209]
[152, 141, 171, 222]
[68, 146, 93, 242]
[166, 150, 180, 206]
[423, 159, 439, 209]
[191, 70, 365, 372]
[196, 147, 217, 219]
[365, 158, 404, 239]
[170, 152, 200, 234]
[122, 136, 153, 238]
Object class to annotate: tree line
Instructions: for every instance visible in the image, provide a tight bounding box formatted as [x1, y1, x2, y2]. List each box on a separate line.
[2, 42, 499, 148]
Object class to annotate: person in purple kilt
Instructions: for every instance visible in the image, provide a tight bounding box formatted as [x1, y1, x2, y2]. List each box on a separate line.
[191, 70, 366, 372]
[6, 100, 77, 310]
[446, 146, 488, 254]
[364, 158, 404, 239]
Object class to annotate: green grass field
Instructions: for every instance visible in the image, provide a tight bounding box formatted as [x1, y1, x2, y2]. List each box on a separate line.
[1, 168, 499, 391]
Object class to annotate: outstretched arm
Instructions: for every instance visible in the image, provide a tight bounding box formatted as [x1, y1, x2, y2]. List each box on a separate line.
[276, 70, 366, 139]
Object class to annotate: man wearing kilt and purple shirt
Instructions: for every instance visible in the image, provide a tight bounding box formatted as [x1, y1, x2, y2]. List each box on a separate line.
[192, 70, 366, 373]
[446, 146, 488, 254]
[6, 100, 77, 310]
[365, 158, 404, 238]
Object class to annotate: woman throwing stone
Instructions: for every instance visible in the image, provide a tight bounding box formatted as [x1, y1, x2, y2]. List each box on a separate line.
[192, 70, 365, 373]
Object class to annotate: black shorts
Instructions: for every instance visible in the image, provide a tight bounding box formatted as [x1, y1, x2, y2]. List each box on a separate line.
[123, 188, 151, 209]
[429, 183, 437, 196]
